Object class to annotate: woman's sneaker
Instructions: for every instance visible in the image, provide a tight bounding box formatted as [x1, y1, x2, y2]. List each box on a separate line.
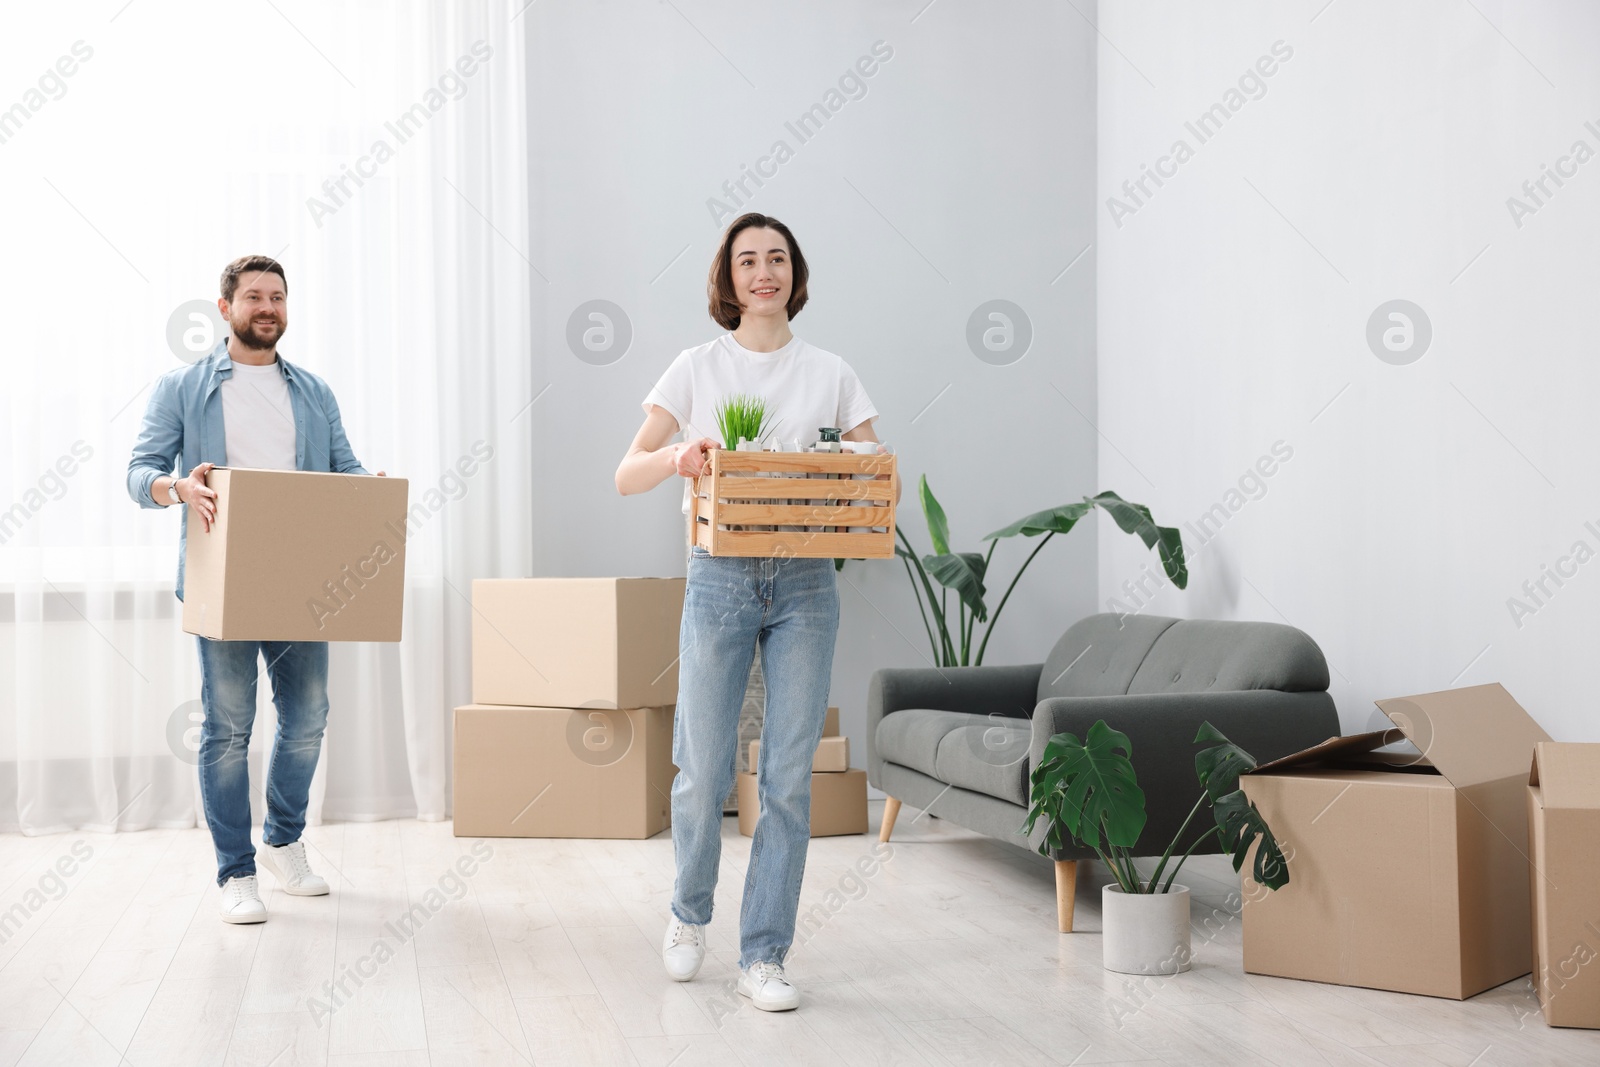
[258, 840, 329, 896]
[219, 875, 267, 924]
[738, 961, 799, 1011]
[662, 918, 706, 981]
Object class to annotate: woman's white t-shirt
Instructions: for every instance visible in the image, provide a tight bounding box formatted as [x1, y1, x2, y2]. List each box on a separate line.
[643, 332, 879, 508]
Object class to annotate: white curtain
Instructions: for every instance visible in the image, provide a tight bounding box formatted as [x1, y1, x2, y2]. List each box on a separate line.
[0, 1, 533, 833]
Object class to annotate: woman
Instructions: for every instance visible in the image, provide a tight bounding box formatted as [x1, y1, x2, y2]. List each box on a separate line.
[615, 213, 891, 1012]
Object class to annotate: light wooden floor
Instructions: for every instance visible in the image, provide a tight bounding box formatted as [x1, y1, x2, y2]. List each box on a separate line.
[2, 802, 1597, 1066]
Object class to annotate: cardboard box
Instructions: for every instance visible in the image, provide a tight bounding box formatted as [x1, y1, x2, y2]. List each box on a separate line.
[749, 736, 850, 773]
[736, 768, 867, 838]
[1528, 741, 1600, 1027]
[182, 467, 409, 641]
[1241, 682, 1551, 999]
[734, 708, 837, 775]
[452, 704, 676, 839]
[471, 578, 685, 709]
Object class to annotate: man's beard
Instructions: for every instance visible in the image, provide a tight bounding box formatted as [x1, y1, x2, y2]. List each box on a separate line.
[232, 316, 285, 350]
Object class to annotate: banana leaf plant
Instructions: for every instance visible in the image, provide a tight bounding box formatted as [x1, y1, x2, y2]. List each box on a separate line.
[890, 476, 1188, 667]
[1021, 721, 1290, 894]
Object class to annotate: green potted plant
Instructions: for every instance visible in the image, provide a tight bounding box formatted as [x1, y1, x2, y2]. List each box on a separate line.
[885, 476, 1188, 666]
[1022, 721, 1290, 975]
[714, 393, 773, 451]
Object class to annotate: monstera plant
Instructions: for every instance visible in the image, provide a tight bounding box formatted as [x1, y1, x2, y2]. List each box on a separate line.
[889, 477, 1188, 667]
[1022, 721, 1290, 894]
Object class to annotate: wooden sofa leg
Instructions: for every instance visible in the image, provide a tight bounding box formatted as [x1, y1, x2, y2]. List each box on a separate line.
[879, 797, 902, 843]
[1055, 860, 1077, 932]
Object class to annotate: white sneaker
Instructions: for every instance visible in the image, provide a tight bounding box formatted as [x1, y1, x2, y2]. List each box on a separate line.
[219, 875, 267, 924]
[258, 841, 330, 897]
[738, 961, 799, 1011]
[662, 918, 706, 981]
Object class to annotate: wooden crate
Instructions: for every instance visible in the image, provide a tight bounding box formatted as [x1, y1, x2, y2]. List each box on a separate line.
[690, 448, 898, 559]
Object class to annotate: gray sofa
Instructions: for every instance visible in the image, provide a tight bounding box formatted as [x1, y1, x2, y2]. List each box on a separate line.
[868, 613, 1339, 931]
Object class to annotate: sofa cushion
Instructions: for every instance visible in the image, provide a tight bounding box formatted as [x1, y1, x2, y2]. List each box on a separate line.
[875, 709, 980, 780]
[875, 709, 1031, 806]
[1125, 618, 1331, 695]
[934, 723, 1031, 806]
[1037, 614, 1179, 703]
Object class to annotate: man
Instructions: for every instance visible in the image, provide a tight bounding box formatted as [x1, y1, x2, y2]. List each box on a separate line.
[127, 255, 381, 923]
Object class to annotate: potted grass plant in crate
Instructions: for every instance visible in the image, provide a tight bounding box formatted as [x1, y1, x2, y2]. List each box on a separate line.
[1022, 721, 1291, 975]
[714, 393, 773, 451]
[713, 393, 777, 533]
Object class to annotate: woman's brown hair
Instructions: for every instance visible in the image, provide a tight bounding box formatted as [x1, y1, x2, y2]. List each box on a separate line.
[707, 213, 809, 330]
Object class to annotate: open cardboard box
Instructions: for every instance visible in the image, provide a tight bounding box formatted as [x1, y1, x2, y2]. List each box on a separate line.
[1528, 741, 1600, 1028]
[1241, 682, 1551, 999]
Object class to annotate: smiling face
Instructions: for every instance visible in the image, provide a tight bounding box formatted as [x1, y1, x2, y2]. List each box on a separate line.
[220, 270, 287, 350]
[730, 227, 792, 322]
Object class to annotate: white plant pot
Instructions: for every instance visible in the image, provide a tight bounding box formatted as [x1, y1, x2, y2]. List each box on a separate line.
[1101, 883, 1192, 975]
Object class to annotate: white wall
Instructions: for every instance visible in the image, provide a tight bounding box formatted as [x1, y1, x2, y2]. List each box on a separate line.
[1096, 1, 1600, 739]
[525, 3, 1101, 758]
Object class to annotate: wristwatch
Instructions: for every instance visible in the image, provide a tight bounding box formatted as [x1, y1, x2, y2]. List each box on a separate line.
[168, 479, 182, 505]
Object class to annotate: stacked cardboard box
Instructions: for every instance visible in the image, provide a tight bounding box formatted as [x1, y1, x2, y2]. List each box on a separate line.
[737, 706, 869, 837]
[453, 578, 684, 839]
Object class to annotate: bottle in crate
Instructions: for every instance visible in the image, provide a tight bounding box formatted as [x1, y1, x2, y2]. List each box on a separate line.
[843, 440, 887, 535]
[808, 427, 843, 535]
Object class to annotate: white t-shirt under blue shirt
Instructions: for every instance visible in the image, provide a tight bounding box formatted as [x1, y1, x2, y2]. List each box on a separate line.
[220, 358, 297, 470]
[643, 332, 879, 450]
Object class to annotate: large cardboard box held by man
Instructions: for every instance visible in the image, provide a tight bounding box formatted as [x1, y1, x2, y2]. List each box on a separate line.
[1241, 683, 1551, 1000]
[182, 468, 410, 642]
[452, 704, 676, 839]
[471, 578, 684, 709]
[1528, 741, 1600, 1028]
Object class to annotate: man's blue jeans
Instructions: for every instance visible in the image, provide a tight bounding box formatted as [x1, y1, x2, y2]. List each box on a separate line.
[196, 637, 330, 886]
[670, 548, 839, 969]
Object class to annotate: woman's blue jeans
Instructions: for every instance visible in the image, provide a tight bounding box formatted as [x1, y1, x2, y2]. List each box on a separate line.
[195, 637, 330, 886]
[670, 548, 839, 968]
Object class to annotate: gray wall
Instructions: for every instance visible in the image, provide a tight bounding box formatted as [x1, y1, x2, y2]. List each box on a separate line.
[526, 2, 1100, 771]
[1096, 1, 1600, 741]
